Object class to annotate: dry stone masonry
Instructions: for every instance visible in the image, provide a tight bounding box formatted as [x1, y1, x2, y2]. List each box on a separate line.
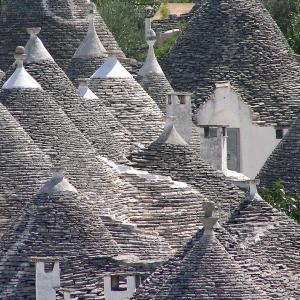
[0, 0, 299, 299]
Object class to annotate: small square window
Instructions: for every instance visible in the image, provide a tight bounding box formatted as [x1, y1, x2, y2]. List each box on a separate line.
[276, 129, 283, 139]
[204, 127, 218, 138]
[178, 95, 186, 104]
[111, 275, 127, 291]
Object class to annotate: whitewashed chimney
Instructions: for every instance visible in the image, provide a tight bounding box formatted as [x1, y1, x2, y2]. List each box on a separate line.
[249, 179, 260, 198]
[198, 125, 228, 172]
[30, 257, 61, 300]
[104, 272, 143, 300]
[166, 92, 193, 143]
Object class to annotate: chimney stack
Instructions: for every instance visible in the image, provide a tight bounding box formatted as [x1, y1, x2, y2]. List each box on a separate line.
[166, 92, 193, 143]
[198, 125, 228, 172]
[30, 256, 61, 300]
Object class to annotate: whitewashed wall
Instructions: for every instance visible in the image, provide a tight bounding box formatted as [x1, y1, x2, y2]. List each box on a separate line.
[195, 83, 286, 179]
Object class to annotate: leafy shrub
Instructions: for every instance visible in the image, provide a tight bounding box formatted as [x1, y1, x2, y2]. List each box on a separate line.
[260, 179, 300, 223]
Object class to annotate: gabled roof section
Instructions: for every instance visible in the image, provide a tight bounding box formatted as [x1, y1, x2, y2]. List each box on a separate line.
[91, 57, 133, 79]
[163, 0, 300, 126]
[2, 47, 41, 90]
[258, 114, 300, 197]
[24, 27, 54, 63]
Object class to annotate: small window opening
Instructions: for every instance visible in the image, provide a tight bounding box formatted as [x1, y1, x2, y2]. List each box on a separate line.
[222, 127, 226, 137]
[178, 95, 186, 104]
[44, 262, 55, 273]
[135, 275, 142, 289]
[276, 129, 283, 139]
[204, 127, 218, 138]
[167, 95, 172, 105]
[111, 275, 127, 292]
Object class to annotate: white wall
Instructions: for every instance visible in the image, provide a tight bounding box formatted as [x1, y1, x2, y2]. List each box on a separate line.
[195, 83, 286, 179]
[104, 275, 137, 300]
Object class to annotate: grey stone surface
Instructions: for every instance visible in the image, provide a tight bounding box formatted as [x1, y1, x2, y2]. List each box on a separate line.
[129, 135, 246, 222]
[0, 0, 125, 71]
[136, 73, 174, 114]
[22, 39, 134, 161]
[0, 102, 52, 237]
[162, 0, 300, 126]
[0, 185, 171, 299]
[258, 114, 300, 197]
[89, 76, 165, 146]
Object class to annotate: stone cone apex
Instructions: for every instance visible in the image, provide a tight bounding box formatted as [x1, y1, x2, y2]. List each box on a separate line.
[138, 28, 164, 77]
[73, 3, 107, 59]
[38, 167, 78, 195]
[78, 78, 98, 100]
[91, 56, 133, 79]
[2, 46, 42, 90]
[154, 117, 188, 146]
[25, 27, 54, 63]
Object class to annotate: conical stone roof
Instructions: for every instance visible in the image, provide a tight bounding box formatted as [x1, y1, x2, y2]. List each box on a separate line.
[0, 0, 125, 71]
[0, 102, 52, 237]
[163, 0, 300, 126]
[89, 57, 165, 146]
[20, 30, 133, 161]
[258, 114, 300, 197]
[129, 128, 246, 221]
[221, 194, 300, 298]
[0, 47, 137, 218]
[133, 203, 266, 299]
[0, 174, 171, 298]
[137, 31, 174, 113]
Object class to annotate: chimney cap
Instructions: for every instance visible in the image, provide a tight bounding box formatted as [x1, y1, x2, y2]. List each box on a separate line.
[168, 91, 193, 97]
[29, 256, 62, 263]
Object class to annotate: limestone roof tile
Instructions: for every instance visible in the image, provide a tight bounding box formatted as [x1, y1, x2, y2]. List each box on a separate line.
[88, 59, 165, 146]
[20, 34, 134, 161]
[0, 0, 124, 71]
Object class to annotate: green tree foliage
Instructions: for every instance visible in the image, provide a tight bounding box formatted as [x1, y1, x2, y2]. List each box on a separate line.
[93, 0, 145, 59]
[260, 180, 300, 223]
[263, 0, 300, 54]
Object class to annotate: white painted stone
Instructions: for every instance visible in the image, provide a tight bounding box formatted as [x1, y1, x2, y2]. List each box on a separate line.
[91, 57, 133, 79]
[73, 3, 107, 59]
[32, 258, 60, 300]
[166, 93, 193, 143]
[195, 82, 287, 179]
[198, 126, 228, 172]
[25, 27, 54, 63]
[2, 47, 42, 90]
[78, 79, 98, 100]
[138, 39, 163, 76]
[157, 29, 180, 43]
[39, 168, 78, 195]
[104, 274, 140, 300]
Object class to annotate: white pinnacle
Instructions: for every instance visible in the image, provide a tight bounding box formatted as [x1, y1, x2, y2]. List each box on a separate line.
[91, 56, 133, 79]
[2, 46, 42, 90]
[25, 27, 54, 63]
[73, 3, 107, 59]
